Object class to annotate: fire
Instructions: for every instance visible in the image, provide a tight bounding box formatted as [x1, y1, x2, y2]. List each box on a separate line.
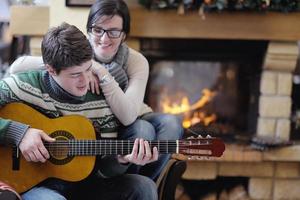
[161, 88, 217, 128]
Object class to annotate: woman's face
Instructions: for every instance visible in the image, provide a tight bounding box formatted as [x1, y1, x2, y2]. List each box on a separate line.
[89, 15, 125, 63]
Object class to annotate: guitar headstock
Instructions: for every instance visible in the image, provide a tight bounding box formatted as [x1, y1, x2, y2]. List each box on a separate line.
[179, 135, 225, 158]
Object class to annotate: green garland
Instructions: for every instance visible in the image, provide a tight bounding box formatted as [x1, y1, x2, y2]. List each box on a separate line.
[139, 0, 300, 13]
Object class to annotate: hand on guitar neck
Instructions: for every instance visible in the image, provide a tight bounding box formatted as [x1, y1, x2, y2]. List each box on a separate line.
[19, 128, 55, 163]
[117, 138, 159, 165]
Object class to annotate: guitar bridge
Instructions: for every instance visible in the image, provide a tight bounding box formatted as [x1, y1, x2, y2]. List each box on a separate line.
[12, 145, 20, 171]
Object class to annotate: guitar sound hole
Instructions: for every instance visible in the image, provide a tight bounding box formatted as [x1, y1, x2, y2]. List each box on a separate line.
[49, 137, 69, 159]
[48, 130, 75, 165]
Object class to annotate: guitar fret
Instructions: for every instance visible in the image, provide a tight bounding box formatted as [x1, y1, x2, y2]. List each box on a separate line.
[79, 140, 81, 155]
[115, 140, 117, 155]
[166, 140, 168, 154]
[89, 140, 91, 155]
[87, 140, 89, 155]
[90, 140, 92, 155]
[110, 139, 112, 155]
[104, 140, 106, 155]
[81, 140, 83, 155]
[100, 140, 102, 155]
[92, 140, 94, 155]
[82, 140, 84, 155]
[121, 140, 123, 155]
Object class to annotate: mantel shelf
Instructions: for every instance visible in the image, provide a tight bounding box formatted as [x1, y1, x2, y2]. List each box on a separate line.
[129, 5, 300, 41]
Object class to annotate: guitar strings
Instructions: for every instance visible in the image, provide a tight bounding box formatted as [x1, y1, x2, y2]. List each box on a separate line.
[43, 140, 213, 156]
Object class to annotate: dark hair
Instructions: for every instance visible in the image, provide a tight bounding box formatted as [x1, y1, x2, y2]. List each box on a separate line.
[41, 22, 93, 73]
[86, 0, 130, 35]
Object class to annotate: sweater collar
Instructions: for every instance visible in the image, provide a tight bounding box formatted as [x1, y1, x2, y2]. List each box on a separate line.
[42, 71, 85, 103]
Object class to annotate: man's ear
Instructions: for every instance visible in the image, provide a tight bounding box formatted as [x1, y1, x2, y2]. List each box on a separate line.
[46, 64, 57, 76]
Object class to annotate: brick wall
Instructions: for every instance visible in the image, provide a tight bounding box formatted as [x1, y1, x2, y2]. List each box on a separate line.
[257, 41, 299, 141]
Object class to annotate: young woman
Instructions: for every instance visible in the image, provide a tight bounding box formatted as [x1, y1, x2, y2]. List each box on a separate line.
[86, 0, 183, 180]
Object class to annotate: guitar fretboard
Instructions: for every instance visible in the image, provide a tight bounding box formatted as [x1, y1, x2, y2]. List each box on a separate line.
[45, 140, 179, 156]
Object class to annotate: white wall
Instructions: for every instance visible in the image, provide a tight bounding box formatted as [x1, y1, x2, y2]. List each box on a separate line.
[49, 0, 137, 34]
[50, 0, 89, 34]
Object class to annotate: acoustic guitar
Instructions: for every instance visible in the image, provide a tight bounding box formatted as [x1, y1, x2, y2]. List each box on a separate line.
[0, 103, 225, 193]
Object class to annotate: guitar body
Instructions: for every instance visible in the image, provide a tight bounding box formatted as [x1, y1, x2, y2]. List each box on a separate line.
[0, 103, 96, 193]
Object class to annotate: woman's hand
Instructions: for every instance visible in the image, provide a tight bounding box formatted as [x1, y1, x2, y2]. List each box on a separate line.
[89, 60, 111, 94]
[88, 73, 100, 95]
[118, 138, 159, 165]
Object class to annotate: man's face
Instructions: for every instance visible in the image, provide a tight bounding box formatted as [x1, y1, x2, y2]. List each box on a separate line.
[89, 15, 125, 62]
[48, 60, 93, 97]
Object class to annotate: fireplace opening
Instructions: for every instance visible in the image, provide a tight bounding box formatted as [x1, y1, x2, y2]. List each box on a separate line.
[141, 39, 268, 141]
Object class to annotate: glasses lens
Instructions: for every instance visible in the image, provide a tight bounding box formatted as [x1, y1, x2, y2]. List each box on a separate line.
[92, 27, 104, 37]
[107, 30, 122, 38]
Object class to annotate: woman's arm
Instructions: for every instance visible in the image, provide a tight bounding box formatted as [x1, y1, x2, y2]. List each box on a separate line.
[93, 48, 149, 125]
[9, 56, 44, 74]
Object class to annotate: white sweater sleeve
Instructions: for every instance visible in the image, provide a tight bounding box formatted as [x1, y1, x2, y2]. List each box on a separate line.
[9, 56, 44, 74]
[100, 48, 149, 125]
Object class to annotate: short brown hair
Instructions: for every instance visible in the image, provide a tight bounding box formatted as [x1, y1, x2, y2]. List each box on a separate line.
[42, 22, 93, 73]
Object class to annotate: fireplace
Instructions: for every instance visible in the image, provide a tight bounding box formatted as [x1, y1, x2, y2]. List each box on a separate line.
[126, 7, 300, 199]
[137, 38, 300, 200]
[142, 38, 267, 141]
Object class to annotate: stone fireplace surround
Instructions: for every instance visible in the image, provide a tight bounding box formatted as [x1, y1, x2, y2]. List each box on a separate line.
[128, 5, 300, 200]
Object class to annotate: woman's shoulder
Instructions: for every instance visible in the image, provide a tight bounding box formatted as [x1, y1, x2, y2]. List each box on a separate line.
[127, 47, 149, 67]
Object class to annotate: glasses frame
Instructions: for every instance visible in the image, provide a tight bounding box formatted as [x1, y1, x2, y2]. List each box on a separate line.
[91, 26, 123, 39]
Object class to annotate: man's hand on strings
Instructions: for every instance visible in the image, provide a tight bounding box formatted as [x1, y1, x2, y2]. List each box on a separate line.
[19, 128, 55, 163]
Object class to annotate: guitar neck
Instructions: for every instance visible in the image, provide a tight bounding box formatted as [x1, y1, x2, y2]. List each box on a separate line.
[45, 140, 179, 156]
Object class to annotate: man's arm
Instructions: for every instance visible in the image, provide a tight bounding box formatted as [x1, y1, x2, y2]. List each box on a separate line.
[0, 79, 55, 163]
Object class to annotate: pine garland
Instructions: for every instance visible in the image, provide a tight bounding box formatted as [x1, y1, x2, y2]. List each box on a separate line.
[139, 0, 300, 13]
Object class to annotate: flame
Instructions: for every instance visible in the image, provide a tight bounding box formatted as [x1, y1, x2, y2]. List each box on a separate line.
[161, 88, 217, 128]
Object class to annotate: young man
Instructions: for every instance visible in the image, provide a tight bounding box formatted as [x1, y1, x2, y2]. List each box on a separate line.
[0, 23, 158, 200]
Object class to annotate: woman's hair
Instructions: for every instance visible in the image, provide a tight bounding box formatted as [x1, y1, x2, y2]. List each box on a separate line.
[41, 22, 93, 74]
[86, 0, 130, 35]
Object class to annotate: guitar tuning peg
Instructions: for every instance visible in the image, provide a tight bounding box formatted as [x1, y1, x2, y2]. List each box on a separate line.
[187, 136, 195, 139]
[197, 135, 203, 138]
[194, 156, 200, 161]
[205, 156, 210, 160]
[206, 134, 212, 138]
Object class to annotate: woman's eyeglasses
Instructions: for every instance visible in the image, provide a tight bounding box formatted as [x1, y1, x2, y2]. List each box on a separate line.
[91, 26, 123, 39]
